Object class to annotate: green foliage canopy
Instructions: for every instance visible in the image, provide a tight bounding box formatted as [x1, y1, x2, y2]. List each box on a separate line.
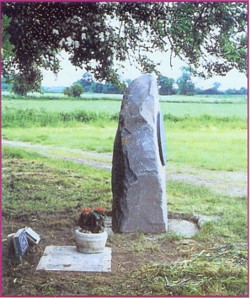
[64, 84, 84, 97]
[157, 75, 176, 95]
[2, 2, 247, 93]
[177, 67, 195, 95]
[78, 72, 126, 94]
[2, 15, 14, 61]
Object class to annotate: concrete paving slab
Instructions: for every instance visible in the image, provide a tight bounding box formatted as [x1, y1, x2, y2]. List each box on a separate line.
[168, 219, 199, 238]
[36, 246, 111, 272]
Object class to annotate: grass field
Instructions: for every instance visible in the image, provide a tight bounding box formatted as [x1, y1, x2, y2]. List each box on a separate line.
[3, 95, 247, 118]
[2, 93, 248, 295]
[2, 95, 247, 171]
[2, 91, 247, 103]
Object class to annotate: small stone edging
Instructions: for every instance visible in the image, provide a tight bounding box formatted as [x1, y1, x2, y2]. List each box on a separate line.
[168, 211, 220, 229]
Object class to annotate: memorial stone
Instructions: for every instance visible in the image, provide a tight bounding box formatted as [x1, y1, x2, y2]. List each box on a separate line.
[112, 73, 167, 233]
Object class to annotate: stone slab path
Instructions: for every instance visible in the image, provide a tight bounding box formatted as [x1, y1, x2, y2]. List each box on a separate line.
[3, 139, 247, 197]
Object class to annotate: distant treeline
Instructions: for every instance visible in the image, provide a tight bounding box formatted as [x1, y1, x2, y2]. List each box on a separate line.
[76, 72, 248, 96]
[2, 71, 248, 96]
[76, 72, 125, 94]
[196, 87, 247, 95]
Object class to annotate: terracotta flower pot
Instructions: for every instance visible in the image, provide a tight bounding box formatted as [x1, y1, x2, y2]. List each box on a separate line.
[75, 228, 108, 254]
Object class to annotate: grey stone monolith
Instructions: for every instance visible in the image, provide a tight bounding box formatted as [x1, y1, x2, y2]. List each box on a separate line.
[112, 73, 167, 233]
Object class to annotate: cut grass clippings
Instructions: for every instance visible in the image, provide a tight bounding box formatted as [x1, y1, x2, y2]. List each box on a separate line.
[2, 146, 112, 218]
[118, 244, 247, 296]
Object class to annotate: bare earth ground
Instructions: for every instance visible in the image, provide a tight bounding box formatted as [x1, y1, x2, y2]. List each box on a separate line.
[3, 211, 202, 295]
[3, 139, 247, 197]
[3, 210, 247, 296]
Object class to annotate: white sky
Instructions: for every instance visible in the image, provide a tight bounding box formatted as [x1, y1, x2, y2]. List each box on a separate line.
[42, 51, 247, 91]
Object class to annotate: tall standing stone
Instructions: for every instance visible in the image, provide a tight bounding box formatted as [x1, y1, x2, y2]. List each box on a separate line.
[112, 73, 167, 233]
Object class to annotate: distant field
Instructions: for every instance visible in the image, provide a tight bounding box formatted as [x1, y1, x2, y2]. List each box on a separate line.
[2, 97, 247, 119]
[161, 94, 247, 103]
[2, 98, 121, 115]
[2, 91, 123, 100]
[2, 94, 247, 171]
[2, 91, 247, 103]
[162, 102, 247, 119]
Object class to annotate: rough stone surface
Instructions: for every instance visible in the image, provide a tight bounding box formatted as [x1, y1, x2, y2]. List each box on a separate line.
[112, 74, 167, 233]
[36, 246, 111, 272]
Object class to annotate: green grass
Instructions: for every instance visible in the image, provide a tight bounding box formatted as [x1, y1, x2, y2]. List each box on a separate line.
[2, 106, 246, 129]
[2, 93, 247, 296]
[3, 92, 247, 103]
[167, 127, 247, 171]
[2, 98, 122, 114]
[2, 91, 123, 100]
[2, 146, 112, 216]
[2, 146, 247, 296]
[122, 245, 247, 296]
[167, 181, 247, 243]
[2, 96, 247, 171]
[2, 107, 118, 128]
[2, 96, 247, 118]
[3, 121, 247, 170]
[161, 102, 247, 119]
[3, 146, 247, 244]
[160, 94, 247, 103]
[2, 125, 116, 153]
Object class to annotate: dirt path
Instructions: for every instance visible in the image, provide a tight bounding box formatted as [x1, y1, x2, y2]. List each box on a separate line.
[3, 139, 247, 197]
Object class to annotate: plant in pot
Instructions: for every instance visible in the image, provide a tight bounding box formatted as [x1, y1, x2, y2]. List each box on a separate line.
[75, 207, 108, 253]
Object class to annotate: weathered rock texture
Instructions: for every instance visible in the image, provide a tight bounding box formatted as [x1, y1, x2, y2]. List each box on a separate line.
[112, 73, 167, 233]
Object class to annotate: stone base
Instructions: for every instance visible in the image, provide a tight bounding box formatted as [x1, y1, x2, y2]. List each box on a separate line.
[168, 219, 199, 238]
[36, 246, 111, 272]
